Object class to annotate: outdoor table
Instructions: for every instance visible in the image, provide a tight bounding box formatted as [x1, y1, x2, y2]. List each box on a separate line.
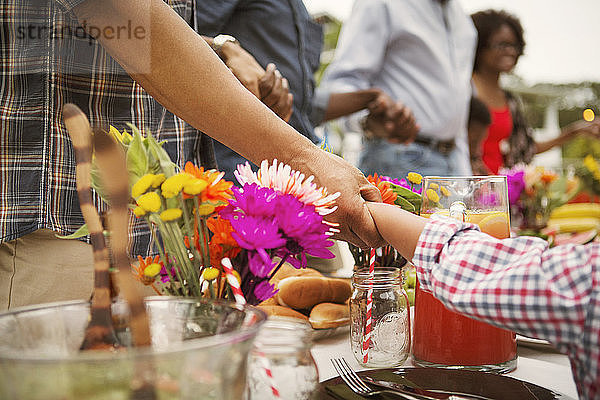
[311, 330, 578, 399]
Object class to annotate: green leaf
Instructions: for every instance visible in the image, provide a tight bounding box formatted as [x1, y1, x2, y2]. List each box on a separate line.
[147, 135, 177, 177]
[90, 164, 109, 202]
[56, 224, 89, 239]
[389, 183, 422, 200]
[126, 128, 148, 182]
[394, 195, 416, 213]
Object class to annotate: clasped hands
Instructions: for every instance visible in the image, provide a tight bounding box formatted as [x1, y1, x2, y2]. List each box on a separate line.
[219, 40, 293, 122]
[363, 91, 420, 144]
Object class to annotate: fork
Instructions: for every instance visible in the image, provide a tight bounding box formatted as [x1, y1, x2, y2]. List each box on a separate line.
[330, 358, 433, 399]
[330, 358, 484, 400]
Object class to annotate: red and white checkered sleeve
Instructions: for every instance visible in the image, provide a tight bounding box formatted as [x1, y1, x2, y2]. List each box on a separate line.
[412, 214, 598, 346]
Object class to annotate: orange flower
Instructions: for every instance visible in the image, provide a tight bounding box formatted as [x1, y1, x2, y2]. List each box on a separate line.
[131, 255, 163, 295]
[184, 162, 233, 203]
[540, 171, 558, 184]
[367, 174, 398, 205]
[207, 216, 241, 261]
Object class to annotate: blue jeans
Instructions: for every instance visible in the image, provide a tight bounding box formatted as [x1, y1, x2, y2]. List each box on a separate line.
[359, 139, 469, 180]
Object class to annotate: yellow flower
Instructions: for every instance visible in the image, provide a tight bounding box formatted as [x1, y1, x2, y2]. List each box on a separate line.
[133, 206, 147, 218]
[440, 186, 451, 197]
[584, 155, 599, 174]
[132, 174, 156, 198]
[428, 183, 439, 191]
[143, 263, 162, 278]
[152, 173, 166, 188]
[160, 208, 183, 222]
[426, 188, 440, 203]
[161, 173, 191, 199]
[197, 204, 216, 216]
[202, 267, 220, 281]
[184, 178, 209, 196]
[137, 192, 162, 213]
[407, 172, 422, 185]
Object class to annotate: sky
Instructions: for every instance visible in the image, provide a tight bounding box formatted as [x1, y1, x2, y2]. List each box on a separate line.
[303, 0, 600, 85]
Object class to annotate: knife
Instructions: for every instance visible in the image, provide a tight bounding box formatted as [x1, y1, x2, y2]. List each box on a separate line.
[362, 376, 493, 400]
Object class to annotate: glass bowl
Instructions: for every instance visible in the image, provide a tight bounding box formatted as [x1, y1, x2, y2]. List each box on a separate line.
[0, 297, 266, 399]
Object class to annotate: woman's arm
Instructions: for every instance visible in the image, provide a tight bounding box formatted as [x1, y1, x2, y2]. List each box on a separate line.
[535, 119, 600, 154]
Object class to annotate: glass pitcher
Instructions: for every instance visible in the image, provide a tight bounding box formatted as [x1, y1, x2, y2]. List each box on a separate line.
[413, 176, 517, 373]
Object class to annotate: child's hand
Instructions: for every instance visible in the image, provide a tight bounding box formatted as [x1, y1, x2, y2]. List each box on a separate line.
[366, 202, 428, 261]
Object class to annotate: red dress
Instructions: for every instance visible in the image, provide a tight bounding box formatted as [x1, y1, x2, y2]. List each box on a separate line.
[482, 106, 513, 174]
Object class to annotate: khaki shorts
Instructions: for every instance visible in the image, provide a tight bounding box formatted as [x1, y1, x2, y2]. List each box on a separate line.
[0, 229, 94, 310]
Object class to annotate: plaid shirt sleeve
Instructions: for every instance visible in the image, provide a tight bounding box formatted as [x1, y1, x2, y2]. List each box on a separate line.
[413, 215, 600, 399]
[53, 0, 88, 11]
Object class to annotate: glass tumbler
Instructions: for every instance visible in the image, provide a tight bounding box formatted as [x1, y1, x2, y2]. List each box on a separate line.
[413, 175, 517, 373]
[350, 267, 411, 368]
[246, 317, 318, 400]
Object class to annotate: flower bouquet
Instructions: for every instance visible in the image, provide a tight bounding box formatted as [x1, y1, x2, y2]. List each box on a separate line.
[501, 164, 580, 233]
[501, 162, 600, 245]
[4, 106, 273, 400]
[100, 125, 339, 306]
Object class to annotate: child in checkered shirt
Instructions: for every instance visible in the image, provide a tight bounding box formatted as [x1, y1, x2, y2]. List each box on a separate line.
[367, 202, 599, 399]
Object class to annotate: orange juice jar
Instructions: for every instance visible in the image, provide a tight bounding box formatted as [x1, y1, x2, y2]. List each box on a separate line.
[413, 176, 517, 373]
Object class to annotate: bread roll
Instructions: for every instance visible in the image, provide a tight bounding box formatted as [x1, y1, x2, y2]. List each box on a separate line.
[270, 264, 322, 284]
[276, 276, 351, 309]
[309, 302, 350, 329]
[257, 305, 309, 321]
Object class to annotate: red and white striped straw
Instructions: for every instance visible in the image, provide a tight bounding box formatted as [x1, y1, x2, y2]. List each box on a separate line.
[221, 257, 246, 306]
[221, 258, 280, 398]
[255, 350, 281, 398]
[362, 248, 376, 364]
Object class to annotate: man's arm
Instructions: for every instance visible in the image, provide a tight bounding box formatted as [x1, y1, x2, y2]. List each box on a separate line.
[72, 0, 383, 248]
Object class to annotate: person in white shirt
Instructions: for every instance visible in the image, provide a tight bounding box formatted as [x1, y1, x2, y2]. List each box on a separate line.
[315, 0, 477, 179]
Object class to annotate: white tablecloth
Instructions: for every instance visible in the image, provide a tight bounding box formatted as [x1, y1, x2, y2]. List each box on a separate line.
[311, 332, 578, 399]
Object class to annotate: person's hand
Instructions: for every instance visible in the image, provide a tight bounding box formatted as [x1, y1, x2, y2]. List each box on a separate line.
[259, 63, 294, 122]
[220, 40, 265, 97]
[296, 147, 385, 249]
[564, 118, 600, 138]
[364, 93, 419, 143]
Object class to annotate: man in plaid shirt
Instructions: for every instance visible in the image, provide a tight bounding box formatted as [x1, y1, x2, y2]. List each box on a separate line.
[0, 0, 384, 309]
[368, 203, 599, 399]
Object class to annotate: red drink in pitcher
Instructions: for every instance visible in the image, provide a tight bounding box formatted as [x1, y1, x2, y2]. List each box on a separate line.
[413, 177, 517, 373]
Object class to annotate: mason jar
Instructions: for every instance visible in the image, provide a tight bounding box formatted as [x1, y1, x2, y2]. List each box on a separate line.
[350, 267, 411, 368]
[246, 317, 318, 400]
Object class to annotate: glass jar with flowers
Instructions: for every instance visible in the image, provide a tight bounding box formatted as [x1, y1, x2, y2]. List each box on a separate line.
[501, 164, 580, 232]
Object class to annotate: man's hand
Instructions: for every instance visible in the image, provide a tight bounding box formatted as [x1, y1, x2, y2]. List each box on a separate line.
[297, 147, 385, 249]
[259, 63, 294, 122]
[220, 44, 293, 122]
[218, 40, 264, 97]
[364, 93, 419, 143]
